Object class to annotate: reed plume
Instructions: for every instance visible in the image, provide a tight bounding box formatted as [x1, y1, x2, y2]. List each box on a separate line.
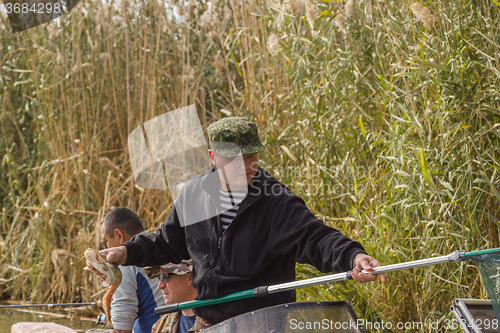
[411, 3, 437, 29]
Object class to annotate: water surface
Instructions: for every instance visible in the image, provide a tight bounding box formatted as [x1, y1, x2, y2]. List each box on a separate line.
[0, 307, 100, 333]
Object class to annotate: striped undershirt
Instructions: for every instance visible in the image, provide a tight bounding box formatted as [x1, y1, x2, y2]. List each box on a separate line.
[219, 188, 246, 232]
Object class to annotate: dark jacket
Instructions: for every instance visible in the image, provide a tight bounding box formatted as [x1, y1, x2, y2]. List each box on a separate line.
[123, 167, 366, 324]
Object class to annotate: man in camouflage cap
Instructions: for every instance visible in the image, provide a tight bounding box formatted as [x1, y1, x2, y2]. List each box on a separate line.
[149, 260, 209, 333]
[98, 116, 385, 327]
[207, 117, 264, 158]
[207, 117, 264, 192]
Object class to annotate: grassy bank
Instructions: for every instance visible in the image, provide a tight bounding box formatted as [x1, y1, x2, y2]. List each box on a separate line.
[1, 0, 500, 330]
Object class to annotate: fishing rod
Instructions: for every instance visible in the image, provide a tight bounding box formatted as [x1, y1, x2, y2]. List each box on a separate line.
[0, 302, 98, 309]
[155, 247, 500, 316]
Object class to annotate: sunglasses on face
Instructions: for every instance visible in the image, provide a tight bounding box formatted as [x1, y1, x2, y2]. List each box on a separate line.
[158, 272, 176, 283]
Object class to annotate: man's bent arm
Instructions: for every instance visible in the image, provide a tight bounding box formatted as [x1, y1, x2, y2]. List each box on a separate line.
[123, 208, 189, 267]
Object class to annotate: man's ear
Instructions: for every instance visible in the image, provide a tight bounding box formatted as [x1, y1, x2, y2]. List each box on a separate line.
[114, 228, 125, 240]
[186, 273, 192, 286]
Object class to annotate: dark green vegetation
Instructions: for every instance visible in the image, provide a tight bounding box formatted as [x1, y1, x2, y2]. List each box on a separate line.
[1, 0, 500, 331]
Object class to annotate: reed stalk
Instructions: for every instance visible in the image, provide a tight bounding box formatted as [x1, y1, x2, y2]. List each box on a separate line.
[1, 0, 499, 330]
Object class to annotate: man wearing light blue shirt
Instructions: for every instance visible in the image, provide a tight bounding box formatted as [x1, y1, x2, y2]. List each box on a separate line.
[101, 207, 164, 333]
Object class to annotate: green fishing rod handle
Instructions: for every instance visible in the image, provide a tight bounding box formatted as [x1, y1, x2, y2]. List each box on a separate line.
[464, 247, 500, 258]
[155, 289, 257, 315]
[178, 289, 256, 310]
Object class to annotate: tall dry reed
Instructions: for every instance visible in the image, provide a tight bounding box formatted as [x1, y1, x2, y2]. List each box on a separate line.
[1, 0, 500, 330]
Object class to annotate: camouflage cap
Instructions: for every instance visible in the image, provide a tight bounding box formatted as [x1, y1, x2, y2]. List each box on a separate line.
[145, 259, 193, 280]
[208, 117, 264, 158]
